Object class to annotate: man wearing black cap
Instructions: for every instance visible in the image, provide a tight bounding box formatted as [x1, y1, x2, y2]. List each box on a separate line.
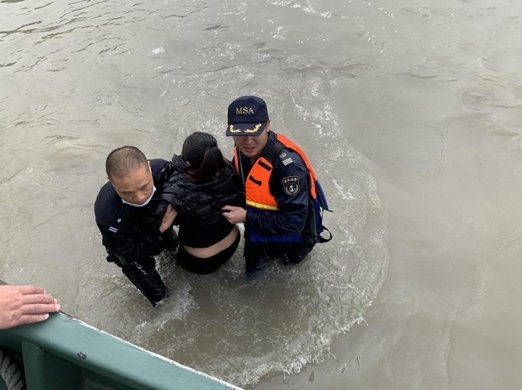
[221, 96, 315, 272]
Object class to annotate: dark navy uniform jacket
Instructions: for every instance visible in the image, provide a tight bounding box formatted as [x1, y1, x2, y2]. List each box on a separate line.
[94, 159, 173, 264]
[235, 131, 310, 239]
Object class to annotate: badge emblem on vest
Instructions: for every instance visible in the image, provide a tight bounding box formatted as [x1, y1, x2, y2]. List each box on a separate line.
[282, 176, 300, 196]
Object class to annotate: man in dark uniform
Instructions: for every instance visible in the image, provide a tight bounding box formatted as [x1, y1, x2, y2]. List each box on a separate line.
[221, 96, 315, 272]
[94, 146, 177, 306]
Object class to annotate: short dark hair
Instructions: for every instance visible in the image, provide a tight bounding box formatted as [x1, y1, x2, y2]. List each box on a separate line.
[106, 146, 148, 179]
[181, 132, 226, 182]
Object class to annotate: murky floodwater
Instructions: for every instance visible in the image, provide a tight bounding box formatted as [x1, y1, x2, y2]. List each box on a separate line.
[2, 0, 522, 389]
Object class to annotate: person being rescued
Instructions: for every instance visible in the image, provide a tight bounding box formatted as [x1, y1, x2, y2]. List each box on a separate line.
[151, 131, 244, 274]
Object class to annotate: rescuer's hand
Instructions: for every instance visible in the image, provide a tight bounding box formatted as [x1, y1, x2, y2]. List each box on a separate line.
[159, 204, 177, 233]
[221, 205, 247, 224]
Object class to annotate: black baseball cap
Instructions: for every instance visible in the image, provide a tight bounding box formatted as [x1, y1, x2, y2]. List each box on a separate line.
[226, 96, 269, 136]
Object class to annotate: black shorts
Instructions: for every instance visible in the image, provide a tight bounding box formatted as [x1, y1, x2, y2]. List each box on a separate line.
[176, 232, 240, 274]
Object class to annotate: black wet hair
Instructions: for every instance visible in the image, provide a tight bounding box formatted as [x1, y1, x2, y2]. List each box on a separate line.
[181, 132, 226, 181]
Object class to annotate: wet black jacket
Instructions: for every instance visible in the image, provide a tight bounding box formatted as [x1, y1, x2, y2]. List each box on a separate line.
[151, 155, 244, 247]
[94, 159, 175, 264]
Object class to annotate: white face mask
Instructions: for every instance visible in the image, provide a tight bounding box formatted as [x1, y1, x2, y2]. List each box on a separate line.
[122, 186, 156, 208]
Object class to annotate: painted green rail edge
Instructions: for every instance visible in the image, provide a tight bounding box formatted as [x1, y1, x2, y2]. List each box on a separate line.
[0, 310, 242, 390]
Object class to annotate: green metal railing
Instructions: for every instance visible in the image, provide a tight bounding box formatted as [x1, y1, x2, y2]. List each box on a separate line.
[0, 311, 241, 390]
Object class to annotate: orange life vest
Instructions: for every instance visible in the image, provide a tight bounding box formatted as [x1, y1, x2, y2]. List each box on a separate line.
[233, 134, 310, 243]
[234, 133, 332, 245]
[233, 133, 318, 210]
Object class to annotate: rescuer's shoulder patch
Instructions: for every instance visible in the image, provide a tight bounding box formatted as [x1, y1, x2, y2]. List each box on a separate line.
[282, 176, 300, 196]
